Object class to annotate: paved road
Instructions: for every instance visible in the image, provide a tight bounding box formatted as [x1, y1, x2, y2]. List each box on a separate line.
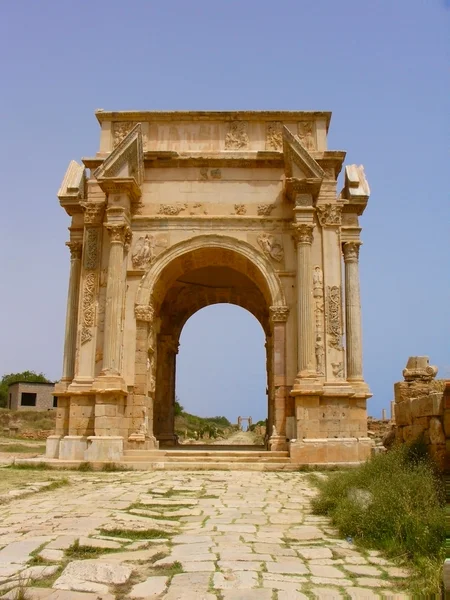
[0, 471, 410, 599]
[212, 430, 260, 445]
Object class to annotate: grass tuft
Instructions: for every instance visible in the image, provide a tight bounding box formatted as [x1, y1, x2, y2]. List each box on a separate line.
[65, 539, 121, 559]
[97, 527, 173, 540]
[310, 440, 445, 595]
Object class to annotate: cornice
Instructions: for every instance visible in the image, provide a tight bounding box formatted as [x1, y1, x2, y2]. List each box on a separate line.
[97, 178, 142, 204]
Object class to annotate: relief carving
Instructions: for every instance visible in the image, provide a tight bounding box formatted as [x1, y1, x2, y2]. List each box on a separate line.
[257, 203, 276, 216]
[225, 121, 249, 150]
[269, 306, 289, 322]
[326, 285, 343, 349]
[316, 204, 342, 227]
[315, 334, 325, 375]
[266, 121, 283, 151]
[234, 204, 247, 215]
[132, 234, 169, 269]
[297, 121, 316, 150]
[200, 168, 222, 180]
[66, 241, 82, 261]
[159, 203, 187, 215]
[81, 272, 96, 345]
[84, 228, 99, 270]
[292, 223, 314, 245]
[332, 361, 344, 379]
[113, 122, 134, 147]
[135, 304, 155, 322]
[313, 266, 323, 298]
[81, 201, 105, 225]
[105, 224, 130, 245]
[257, 233, 284, 262]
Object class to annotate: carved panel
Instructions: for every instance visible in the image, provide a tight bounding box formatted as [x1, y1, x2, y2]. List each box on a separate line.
[266, 121, 283, 151]
[315, 334, 325, 375]
[135, 304, 155, 322]
[292, 223, 314, 245]
[225, 121, 249, 150]
[84, 228, 99, 270]
[159, 203, 187, 216]
[326, 285, 342, 349]
[257, 233, 284, 262]
[113, 121, 134, 147]
[81, 272, 96, 345]
[332, 361, 344, 379]
[316, 204, 342, 227]
[257, 203, 276, 216]
[132, 234, 168, 270]
[297, 121, 316, 150]
[234, 204, 247, 215]
[269, 306, 289, 322]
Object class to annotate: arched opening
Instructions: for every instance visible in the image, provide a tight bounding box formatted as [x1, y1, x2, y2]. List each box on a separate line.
[174, 304, 267, 446]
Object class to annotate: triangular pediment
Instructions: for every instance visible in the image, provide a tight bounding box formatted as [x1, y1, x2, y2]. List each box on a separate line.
[282, 125, 325, 179]
[94, 123, 144, 186]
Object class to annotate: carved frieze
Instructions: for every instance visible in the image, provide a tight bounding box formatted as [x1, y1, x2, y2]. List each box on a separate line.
[269, 306, 289, 323]
[297, 121, 316, 151]
[135, 304, 155, 322]
[316, 204, 342, 227]
[326, 285, 343, 349]
[292, 223, 314, 245]
[200, 168, 222, 180]
[225, 121, 249, 150]
[234, 204, 247, 215]
[81, 201, 105, 225]
[266, 121, 283, 151]
[66, 241, 82, 261]
[342, 241, 361, 262]
[257, 233, 284, 262]
[113, 121, 134, 147]
[84, 228, 99, 270]
[257, 203, 276, 216]
[80, 272, 96, 345]
[159, 203, 187, 215]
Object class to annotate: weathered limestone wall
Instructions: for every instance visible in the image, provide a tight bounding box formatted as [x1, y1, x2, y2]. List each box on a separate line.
[394, 356, 448, 470]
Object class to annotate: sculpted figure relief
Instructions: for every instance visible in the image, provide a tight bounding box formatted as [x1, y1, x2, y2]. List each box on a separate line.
[327, 285, 342, 349]
[225, 121, 249, 150]
[297, 121, 315, 150]
[315, 335, 325, 375]
[257, 233, 284, 262]
[313, 266, 323, 297]
[113, 122, 134, 147]
[132, 235, 155, 270]
[266, 121, 283, 151]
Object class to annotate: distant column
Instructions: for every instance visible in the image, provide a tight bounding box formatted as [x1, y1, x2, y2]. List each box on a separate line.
[61, 241, 82, 381]
[269, 306, 289, 449]
[343, 242, 364, 381]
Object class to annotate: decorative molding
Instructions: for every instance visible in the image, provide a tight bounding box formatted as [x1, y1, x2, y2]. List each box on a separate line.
[269, 306, 289, 322]
[257, 233, 284, 262]
[326, 285, 342, 349]
[113, 121, 134, 147]
[159, 203, 187, 216]
[80, 272, 96, 345]
[66, 241, 82, 260]
[297, 121, 316, 151]
[234, 204, 247, 215]
[316, 204, 342, 227]
[292, 223, 314, 245]
[84, 228, 99, 269]
[135, 304, 154, 322]
[257, 203, 276, 216]
[225, 121, 249, 150]
[266, 121, 283, 151]
[342, 241, 361, 262]
[81, 201, 105, 225]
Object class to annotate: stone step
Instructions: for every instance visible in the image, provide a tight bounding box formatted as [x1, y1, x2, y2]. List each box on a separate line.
[119, 461, 299, 471]
[122, 455, 291, 463]
[124, 450, 289, 458]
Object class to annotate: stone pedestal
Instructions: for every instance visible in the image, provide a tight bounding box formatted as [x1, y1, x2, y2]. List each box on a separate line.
[59, 436, 88, 461]
[289, 437, 372, 464]
[46, 435, 62, 459]
[85, 436, 124, 462]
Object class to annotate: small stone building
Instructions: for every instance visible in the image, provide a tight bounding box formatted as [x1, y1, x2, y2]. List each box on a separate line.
[8, 382, 56, 411]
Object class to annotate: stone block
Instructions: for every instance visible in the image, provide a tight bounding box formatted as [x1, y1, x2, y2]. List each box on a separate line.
[410, 393, 443, 418]
[429, 417, 445, 445]
[444, 411, 450, 436]
[59, 436, 88, 460]
[85, 436, 124, 461]
[394, 401, 411, 426]
[46, 435, 62, 459]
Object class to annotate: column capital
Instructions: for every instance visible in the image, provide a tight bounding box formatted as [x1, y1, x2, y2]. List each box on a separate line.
[316, 204, 342, 227]
[135, 304, 154, 322]
[270, 306, 290, 323]
[81, 201, 105, 225]
[65, 241, 82, 260]
[292, 223, 314, 246]
[342, 241, 362, 262]
[105, 223, 131, 245]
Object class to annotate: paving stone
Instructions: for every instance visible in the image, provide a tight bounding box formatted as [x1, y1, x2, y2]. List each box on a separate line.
[171, 534, 212, 544]
[308, 565, 346, 578]
[384, 567, 410, 578]
[180, 561, 216, 572]
[253, 543, 296, 556]
[221, 590, 272, 599]
[286, 526, 323, 541]
[266, 561, 308, 575]
[46, 536, 78, 550]
[129, 576, 168, 598]
[169, 573, 211, 589]
[296, 546, 332, 560]
[310, 587, 343, 599]
[219, 552, 272, 561]
[261, 575, 305, 592]
[344, 556, 368, 565]
[0, 564, 25, 578]
[162, 591, 216, 600]
[18, 565, 60, 581]
[216, 524, 257, 533]
[347, 588, 382, 599]
[53, 560, 132, 590]
[39, 549, 65, 561]
[213, 570, 258, 589]
[218, 560, 262, 571]
[356, 578, 393, 588]
[367, 556, 390, 566]
[276, 591, 309, 600]
[171, 543, 214, 557]
[344, 565, 382, 577]
[0, 537, 51, 564]
[311, 577, 353, 586]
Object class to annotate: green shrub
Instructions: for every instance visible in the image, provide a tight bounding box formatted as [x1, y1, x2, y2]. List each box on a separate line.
[311, 442, 445, 593]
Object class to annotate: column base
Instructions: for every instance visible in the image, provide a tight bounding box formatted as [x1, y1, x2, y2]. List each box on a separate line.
[54, 381, 71, 395]
[322, 381, 355, 397]
[291, 376, 324, 395]
[289, 437, 373, 464]
[68, 378, 94, 394]
[93, 375, 128, 395]
[268, 435, 288, 451]
[46, 435, 62, 459]
[85, 436, 124, 462]
[59, 436, 88, 461]
[348, 380, 372, 398]
[127, 434, 159, 450]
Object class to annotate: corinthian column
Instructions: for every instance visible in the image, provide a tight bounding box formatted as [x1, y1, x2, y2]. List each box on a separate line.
[102, 224, 129, 375]
[343, 242, 363, 381]
[62, 241, 82, 381]
[268, 306, 289, 450]
[293, 223, 316, 378]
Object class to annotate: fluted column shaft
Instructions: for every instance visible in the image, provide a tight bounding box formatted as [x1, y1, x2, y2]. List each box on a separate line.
[62, 242, 82, 381]
[293, 224, 316, 376]
[343, 242, 363, 381]
[102, 225, 128, 374]
[270, 307, 289, 437]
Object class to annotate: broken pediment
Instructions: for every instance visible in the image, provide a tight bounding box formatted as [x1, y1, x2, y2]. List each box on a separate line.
[340, 164, 370, 215]
[282, 125, 325, 180]
[58, 160, 86, 215]
[94, 123, 144, 187]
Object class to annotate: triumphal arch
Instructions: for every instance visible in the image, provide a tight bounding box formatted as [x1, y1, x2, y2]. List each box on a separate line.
[47, 110, 372, 465]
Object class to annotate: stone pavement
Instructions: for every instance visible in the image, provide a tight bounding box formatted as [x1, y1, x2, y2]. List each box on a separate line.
[0, 471, 411, 599]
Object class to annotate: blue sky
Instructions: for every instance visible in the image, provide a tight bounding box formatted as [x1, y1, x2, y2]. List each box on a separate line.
[0, 1, 448, 421]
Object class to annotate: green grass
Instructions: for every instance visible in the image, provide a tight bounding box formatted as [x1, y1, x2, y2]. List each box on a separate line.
[65, 539, 121, 560]
[310, 439, 445, 596]
[150, 560, 183, 577]
[0, 443, 46, 453]
[97, 527, 173, 540]
[9, 462, 52, 470]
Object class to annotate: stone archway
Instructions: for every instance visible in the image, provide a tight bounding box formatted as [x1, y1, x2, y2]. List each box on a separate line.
[134, 235, 289, 450]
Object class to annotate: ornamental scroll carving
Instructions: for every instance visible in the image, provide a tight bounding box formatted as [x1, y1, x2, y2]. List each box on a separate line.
[234, 204, 247, 215]
[292, 223, 314, 245]
[269, 306, 289, 322]
[297, 121, 316, 150]
[266, 122, 283, 151]
[84, 228, 99, 270]
[326, 285, 343, 350]
[81, 202, 105, 225]
[257, 233, 284, 262]
[313, 266, 325, 375]
[81, 272, 96, 345]
[135, 305, 155, 322]
[113, 122, 134, 147]
[316, 204, 342, 227]
[159, 203, 187, 216]
[66, 241, 82, 261]
[225, 121, 249, 150]
[105, 224, 130, 244]
[257, 203, 276, 216]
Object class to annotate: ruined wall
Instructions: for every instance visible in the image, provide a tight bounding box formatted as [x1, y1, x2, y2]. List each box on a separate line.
[394, 356, 449, 470]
